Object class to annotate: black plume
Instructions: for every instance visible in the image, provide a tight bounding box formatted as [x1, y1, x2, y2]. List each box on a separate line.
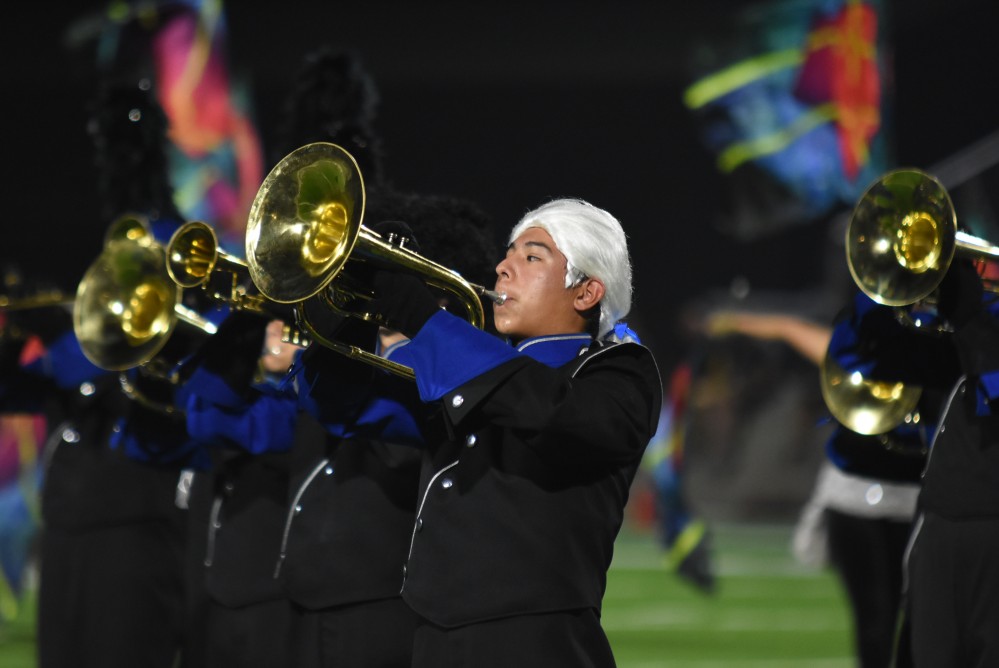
[273, 47, 384, 184]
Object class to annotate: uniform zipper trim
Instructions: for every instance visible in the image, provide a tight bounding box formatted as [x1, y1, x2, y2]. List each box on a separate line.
[274, 457, 330, 578]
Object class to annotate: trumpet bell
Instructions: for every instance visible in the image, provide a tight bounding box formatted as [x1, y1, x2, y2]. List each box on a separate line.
[167, 220, 310, 346]
[73, 235, 181, 371]
[167, 220, 220, 289]
[847, 169, 957, 307]
[820, 352, 922, 435]
[245, 142, 489, 378]
[246, 142, 365, 304]
[104, 212, 154, 246]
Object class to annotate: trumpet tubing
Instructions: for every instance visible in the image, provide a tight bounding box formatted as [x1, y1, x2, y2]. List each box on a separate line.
[0, 290, 73, 311]
[166, 220, 310, 346]
[244, 142, 491, 377]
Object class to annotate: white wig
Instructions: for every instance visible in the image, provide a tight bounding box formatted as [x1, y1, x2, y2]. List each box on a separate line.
[509, 198, 632, 338]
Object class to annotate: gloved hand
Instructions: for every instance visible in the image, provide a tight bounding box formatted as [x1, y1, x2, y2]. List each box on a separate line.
[936, 258, 984, 329]
[368, 270, 440, 339]
[192, 311, 269, 392]
[365, 220, 438, 338]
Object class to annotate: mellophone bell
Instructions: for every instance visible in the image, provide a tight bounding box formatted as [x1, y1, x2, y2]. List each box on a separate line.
[821, 168, 999, 435]
[243, 141, 503, 378]
[73, 213, 218, 381]
[73, 142, 506, 382]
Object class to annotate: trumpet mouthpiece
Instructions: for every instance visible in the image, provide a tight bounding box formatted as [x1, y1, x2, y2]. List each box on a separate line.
[478, 288, 507, 305]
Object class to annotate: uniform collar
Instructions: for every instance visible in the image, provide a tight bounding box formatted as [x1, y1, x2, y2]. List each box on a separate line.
[515, 333, 593, 368]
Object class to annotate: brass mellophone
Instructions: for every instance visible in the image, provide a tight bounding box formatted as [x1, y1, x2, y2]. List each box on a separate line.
[242, 141, 500, 379]
[822, 168, 999, 435]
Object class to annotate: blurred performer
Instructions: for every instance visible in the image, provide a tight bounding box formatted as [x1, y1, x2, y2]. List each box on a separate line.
[281, 207, 494, 667]
[181, 45, 499, 666]
[181, 315, 302, 667]
[841, 258, 999, 666]
[353, 198, 661, 667]
[643, 364, 716, 594]
[3, 81, 200, 668]
[181, 45, 390, 667]
[282, 321, 424, 667]
[705, 302, 933, 668]
[183, 310, 419, 668]
[269, 45, 384, 182]
[181, 207, 494, 668]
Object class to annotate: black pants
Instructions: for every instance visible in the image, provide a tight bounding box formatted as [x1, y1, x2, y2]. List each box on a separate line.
[37, 519, 186, 668]
[411, 608, 616, 668]
[907, 512, 999, 667]
[825, 508, 912, 668]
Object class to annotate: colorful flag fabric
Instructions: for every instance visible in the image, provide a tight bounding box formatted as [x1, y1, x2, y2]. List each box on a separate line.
[90, 0, 265, 256]
[150, 0, 264, 256]
[0, 336, 47, 621]
[683, 0, 891, 238]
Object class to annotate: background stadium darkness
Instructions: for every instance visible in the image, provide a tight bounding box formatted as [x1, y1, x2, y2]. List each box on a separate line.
[2, 0, 996, 373]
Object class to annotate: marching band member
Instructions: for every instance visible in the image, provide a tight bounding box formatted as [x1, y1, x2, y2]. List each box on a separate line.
[885, 259, 999, 666]
[18, 80, 201, 668]
[821, 255, 999, 665]
[704, 301, 933, 668]
[365, 198, 662, 667]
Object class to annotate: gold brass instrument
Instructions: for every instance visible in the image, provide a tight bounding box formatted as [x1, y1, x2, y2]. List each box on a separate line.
[73, 213, 217, 378]
[823, 168, 970, 434]
[0, 291, 73, 311]
[244, 142, 501, 379]
[166, 220, 309, 346]
[0, 288, 73, 343]
[1, 264, 73, 313]
[847, 168, 999, 307]
[819, 350, 922, 435]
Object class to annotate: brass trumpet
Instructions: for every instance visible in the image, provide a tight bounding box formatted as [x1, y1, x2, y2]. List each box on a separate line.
[822, 168, 983, 435]
[73, 213, 217, 377]
[244, 142, 501, 378]
[0, 291, 73, 311]
[847, 168, 999, 307]
[0, 284, 73, 343]
[166, 221, 309, 346]
[819, 350, 922, 435]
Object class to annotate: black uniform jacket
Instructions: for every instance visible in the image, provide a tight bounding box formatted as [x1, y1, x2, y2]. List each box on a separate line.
[42, 377, 190, 530]
[279, 343, 425, 610]
[919, 310, 999, 519]
[280, 426, 422, 610]
[852, 295, 999, 519]
[191, 447, 293, 608]
[394, 319, 663, 628]
[1, 333, 191, 530]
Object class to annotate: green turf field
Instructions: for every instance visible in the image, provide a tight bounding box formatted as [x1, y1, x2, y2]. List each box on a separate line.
[0, 579, 36, 668]
[606, 523, 853, 667]
[0, 523, 853, 667]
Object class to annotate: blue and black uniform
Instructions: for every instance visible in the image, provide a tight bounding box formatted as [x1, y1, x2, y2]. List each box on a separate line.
[2, 307, 199, 668]
[387, 310, 662, 668]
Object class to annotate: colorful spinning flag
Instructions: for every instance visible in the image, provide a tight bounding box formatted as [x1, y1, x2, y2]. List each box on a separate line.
[683, 0, 891, 237]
